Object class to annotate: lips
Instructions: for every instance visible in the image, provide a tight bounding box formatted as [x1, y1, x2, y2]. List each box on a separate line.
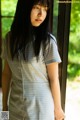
[35, 19, 42, 22]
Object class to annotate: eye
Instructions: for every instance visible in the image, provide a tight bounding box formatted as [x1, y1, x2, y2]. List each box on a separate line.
[33, 5, 40, 10]
[43, 6, 48, 11]
[43, 7, 48, 12]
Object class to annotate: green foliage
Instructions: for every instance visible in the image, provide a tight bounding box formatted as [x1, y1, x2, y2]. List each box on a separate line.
[1, 0, 17, 16]
[1, 0, 17, 37]
[70, 0, 80, 32]
[2, 18, 13, 38]
[67, 1, 80, 80]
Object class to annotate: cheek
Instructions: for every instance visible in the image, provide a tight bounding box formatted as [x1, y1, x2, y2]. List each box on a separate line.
[30, 11, 35, 23]
[43, 12, 47, 20]
[30, 10, 37, 19]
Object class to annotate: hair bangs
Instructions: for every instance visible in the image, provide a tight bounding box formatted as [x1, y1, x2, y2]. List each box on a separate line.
[34, 0, 50, 8]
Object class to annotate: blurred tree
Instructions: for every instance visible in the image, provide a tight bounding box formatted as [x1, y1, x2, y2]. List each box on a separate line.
[68, 0, 80, 79]
[1, 0, 17, 16]
[1, 0, 17, 37]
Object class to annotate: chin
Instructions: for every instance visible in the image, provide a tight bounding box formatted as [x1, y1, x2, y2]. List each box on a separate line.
[32, 22, 42, 27]
[34, 24, 42, 27]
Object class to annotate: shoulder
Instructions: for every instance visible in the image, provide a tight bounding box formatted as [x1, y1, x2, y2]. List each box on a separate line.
[5, 31, 11, 40]
[4, 31, 11, 46]
[3, 31, 11, 51]
[47, 32, 57, 45]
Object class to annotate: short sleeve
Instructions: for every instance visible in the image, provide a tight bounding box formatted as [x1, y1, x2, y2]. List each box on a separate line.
[44, 34, 61, 65]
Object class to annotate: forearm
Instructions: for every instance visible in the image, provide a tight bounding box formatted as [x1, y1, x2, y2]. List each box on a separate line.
[2, 73, 11, 110]
[47, 63, 65, 119]
[50, 79, 61, 108]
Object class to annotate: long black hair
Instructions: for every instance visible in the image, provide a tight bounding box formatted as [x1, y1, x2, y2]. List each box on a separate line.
[10, 0, 51, 60]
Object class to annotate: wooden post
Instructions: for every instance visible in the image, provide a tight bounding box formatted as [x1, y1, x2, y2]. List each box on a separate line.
[57, 0, 71, 111]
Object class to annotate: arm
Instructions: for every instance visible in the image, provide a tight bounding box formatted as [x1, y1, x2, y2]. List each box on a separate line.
[2, 60, 12, 111]
[46, 62, 65, 120]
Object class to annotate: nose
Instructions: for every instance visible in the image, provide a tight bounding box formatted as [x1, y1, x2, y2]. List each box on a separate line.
[38, 9, 42, 16]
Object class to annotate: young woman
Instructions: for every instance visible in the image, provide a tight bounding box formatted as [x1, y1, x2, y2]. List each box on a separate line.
[1, 0, 65, 120]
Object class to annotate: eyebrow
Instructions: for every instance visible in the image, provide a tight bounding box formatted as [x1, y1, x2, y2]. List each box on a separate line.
[35, 2, 48, 7]
[34, 4, 49, 9]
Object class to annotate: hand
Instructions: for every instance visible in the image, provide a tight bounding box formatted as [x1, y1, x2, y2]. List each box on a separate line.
[54, 107, 65, 120]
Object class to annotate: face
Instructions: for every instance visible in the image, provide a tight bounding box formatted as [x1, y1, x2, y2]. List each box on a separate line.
[30, 4, 48, 27]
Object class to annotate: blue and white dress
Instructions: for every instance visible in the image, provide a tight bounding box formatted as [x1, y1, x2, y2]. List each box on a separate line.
[1, 32, 61, 120]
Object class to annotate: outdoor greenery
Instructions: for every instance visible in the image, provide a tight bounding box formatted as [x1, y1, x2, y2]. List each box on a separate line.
[1, 0, 80, 80]
[1, 0, 17, 37]
[68, 1, 80, 80]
